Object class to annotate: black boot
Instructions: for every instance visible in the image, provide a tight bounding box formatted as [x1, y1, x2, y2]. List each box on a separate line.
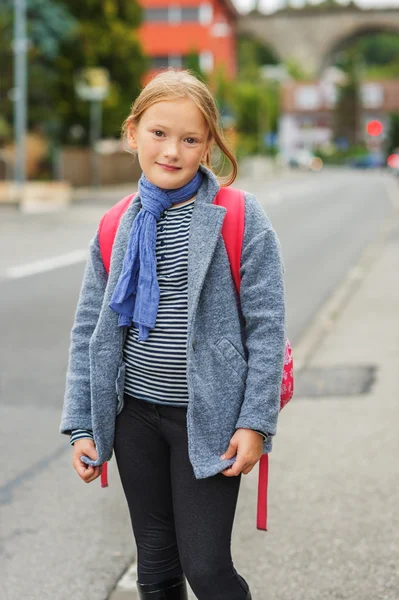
[136, 574, 188, 599]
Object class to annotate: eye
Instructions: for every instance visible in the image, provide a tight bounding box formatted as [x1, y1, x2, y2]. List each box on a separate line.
[185, 137, 198, 144]
[153, 130, 165, 137]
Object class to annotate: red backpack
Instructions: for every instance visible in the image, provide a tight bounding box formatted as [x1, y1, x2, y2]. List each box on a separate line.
[98, 187, 294, 530]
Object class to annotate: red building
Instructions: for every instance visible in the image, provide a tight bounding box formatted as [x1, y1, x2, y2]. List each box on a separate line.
[279, 74, 399, 156]
[138, 0, 238, 82]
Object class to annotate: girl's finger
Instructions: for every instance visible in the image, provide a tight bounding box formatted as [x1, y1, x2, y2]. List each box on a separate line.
[84, 466, 101, 483]
[81, 464, 94, 479]
[220, 464, 235, 476]
[242, 465, 254, 475]
[223, 462, 247, 477]
[76, 462, 89, 477]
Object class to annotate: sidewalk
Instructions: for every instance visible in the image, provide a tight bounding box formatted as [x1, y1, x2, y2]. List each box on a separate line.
[108, 207, 399, 599]
[247, 208, 399, 600]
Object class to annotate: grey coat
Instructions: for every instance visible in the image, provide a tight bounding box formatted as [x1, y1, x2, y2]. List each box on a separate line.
[60, 167, 286, 479]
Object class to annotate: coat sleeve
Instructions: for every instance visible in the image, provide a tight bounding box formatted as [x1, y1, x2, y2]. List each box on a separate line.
[59, 232, 108, 436]
[234, 192, 286, 444]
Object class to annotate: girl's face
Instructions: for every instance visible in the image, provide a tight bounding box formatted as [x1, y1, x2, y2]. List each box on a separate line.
[128, 98, 210, 190]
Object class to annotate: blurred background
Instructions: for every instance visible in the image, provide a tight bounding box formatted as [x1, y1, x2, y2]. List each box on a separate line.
[1, 2, 399, 600]
[1, 0, 399, 197]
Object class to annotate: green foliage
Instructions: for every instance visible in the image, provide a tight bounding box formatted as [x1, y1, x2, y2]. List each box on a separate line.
[284, 58, 309, 81]
[231, 34, 281, 157]
[334, 48, 362, 146]
[279, 0, 358, 12]
[366, 62, 399, 79]
[316, 144, 368, 165]
[233, 82, 266, 136]
[334, 32, 399, 81]
[0, 8, 13, 141]
[230, 81, 280, 158]
[0, 0, 145, 145]
[183, 51, 207, 83]
[237, 34, 277, 80]
[27, 0, 77, 59]
[55, 0, 146, 143]
[0, 1, 75, 142]
[356, 33, 399, 67]
[387, 113, 399, 155]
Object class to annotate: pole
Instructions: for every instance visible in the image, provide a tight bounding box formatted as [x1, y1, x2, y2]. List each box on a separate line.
[90, 100, 102, 187]
[13, 0, 28, 194]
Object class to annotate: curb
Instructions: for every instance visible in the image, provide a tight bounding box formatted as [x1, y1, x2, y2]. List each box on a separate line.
[108, 562, 138, 600]
[293, 174, 399, 372]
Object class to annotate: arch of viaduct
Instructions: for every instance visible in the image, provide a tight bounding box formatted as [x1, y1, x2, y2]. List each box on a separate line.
[238, 8, 399, 76]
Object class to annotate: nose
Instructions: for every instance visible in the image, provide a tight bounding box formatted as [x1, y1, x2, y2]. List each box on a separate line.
[163, 140, 179, 160]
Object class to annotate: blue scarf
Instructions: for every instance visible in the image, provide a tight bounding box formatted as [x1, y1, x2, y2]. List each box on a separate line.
[109, 170, 204, 342]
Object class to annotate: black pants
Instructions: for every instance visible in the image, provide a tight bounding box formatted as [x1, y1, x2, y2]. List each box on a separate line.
[114, 395, 250, 600]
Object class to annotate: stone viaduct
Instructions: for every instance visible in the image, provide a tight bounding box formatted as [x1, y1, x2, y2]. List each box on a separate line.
[238, 7, 399, 76]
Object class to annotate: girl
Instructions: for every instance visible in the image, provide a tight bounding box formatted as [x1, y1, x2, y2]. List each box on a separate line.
[60, 69, 286, 600]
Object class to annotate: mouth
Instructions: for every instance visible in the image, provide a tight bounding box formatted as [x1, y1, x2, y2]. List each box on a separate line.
[156, 163, 182, 172]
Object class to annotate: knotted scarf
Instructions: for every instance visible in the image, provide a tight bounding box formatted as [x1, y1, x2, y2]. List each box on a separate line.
[109, 170, 204, 341]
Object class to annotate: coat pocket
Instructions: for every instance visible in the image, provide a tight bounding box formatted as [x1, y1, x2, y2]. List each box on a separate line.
[214, 338, 248, 383]
[115, 361, 127, 415]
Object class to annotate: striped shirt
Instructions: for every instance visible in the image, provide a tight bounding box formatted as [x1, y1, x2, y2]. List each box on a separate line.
[122, 197, 194, 406]
[70, 196, 268, 445]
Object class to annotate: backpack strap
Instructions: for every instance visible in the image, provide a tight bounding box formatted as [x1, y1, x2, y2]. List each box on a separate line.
[214, 187, 270, 531]
[98, 193, 137, 274]
[98, 192, 135, 489]
[213, 187, 245, 293]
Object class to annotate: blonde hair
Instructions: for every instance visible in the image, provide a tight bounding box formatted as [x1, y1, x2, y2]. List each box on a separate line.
[121, 69, 237, 187]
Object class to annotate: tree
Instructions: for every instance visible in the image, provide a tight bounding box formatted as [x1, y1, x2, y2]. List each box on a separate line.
[333, 32, 399, 80]
[387, 113, 399, 155]
[184, 51, 207, 83]
[334, 48, 362, 146]
[54, 0, 146, 143]
[237, 34, 277, 81]
[230, 34, 282, 157]
[231, 81, 270, 157]
[0, 0, 75, 142]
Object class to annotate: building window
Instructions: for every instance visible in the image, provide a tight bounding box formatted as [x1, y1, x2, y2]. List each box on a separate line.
[199, 51, 214, 73]
[169, 55, 183, 68]
[151, 56, 169, 69]
[295, 86, 320, 110]
[144, 8, 169, 22]
[169, 6, 181, 23]
[211, 22, 230, 37]
[199, 3, 213, 25]
[151, 55, 183, 69]
[181, 7, 200, 21]
[144, 6, 200, 24]
[361, 83, 383, 109]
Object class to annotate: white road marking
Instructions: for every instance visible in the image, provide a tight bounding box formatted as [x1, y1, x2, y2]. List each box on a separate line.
[3, 249, 88, 280]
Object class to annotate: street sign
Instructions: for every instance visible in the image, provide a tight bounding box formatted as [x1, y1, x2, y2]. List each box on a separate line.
[74, 67, 110, 102]
[366, 120, 383, 137]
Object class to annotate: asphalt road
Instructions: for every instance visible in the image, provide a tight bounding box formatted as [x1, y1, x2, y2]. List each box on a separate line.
[0, 168, 395, 600]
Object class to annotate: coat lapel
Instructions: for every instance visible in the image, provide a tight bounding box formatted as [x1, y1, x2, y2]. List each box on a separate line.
[187, 170, 226, 332]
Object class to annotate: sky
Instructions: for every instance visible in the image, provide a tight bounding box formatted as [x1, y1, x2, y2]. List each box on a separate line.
[234, 0, 399, 14]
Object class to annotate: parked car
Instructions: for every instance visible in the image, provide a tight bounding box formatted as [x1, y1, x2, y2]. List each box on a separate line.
[348, 153, 385, 169]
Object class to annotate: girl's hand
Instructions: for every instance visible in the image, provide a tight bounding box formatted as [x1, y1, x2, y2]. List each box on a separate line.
[220, 428, 263, 477]
[72, 439, 102, 484]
